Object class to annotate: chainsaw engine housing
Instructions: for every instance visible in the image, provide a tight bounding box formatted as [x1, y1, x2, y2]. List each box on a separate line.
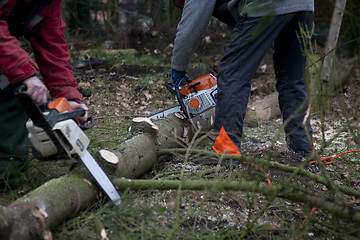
[180, 74, 217, 115]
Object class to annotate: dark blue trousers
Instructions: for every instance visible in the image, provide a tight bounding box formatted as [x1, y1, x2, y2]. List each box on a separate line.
[214, 11, 313, 156]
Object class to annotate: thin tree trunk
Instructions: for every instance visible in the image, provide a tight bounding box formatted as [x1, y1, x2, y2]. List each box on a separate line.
[320, 0, 347, 82]
[320, 0, 347, 110]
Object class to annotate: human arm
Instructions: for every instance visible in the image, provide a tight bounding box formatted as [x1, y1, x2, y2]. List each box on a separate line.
[0, 19, 39, 85]
[28, 0, 82, 103]
[171, 0, 217, 72]
[28, 0, 88, 121]
[0, 11, 49, 105]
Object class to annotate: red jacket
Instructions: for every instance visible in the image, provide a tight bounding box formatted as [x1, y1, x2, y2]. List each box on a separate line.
[0, 0, 82, 102]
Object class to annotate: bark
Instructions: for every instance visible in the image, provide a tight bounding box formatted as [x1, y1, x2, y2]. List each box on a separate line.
[320, 0, 347, 83]
[0, 174, 98, 240]
[319, 0, 347, 110]
[112, 178, 360, 225]
[113, 108, 215, 178]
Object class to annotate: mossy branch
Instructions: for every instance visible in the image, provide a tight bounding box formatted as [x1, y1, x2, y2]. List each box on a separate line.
[158, 148, 360, 199]
[112, 178, 360, 225]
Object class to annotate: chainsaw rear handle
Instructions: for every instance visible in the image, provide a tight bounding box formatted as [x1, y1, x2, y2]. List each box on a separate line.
[14, 84, 94, 130]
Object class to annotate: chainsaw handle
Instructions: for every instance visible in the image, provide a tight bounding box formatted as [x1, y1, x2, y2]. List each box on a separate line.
[165, 77, 192, 119]
[14, 84, 51, 129]
[175, 87, 190, 119]
[165, 76, 192, 95]
[45, 104, 94, 130]
[14, 84, 26, 95]
[188, 82, 201, 93]
[55, 108, 84, 122]
[15, 84, 94, 129]
[79, 116, 94, 130]
[165, 78, 176, 95]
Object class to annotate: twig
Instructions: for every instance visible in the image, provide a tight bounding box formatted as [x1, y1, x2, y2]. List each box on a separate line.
[158, 148, 360, 198]
[112, 178, 360, 225]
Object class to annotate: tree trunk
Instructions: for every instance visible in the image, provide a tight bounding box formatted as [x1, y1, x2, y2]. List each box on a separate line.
[320, 0, 347, 110]
[320, 0, 347, 82]
[113, 108, 215, 178]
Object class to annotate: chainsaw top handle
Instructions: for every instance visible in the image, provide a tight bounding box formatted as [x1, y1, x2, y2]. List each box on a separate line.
[14, 84, 94, 130]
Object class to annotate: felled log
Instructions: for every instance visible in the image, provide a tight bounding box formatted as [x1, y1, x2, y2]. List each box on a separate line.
[0, 174, 98, 240]
[110, 108, 216, 178]
[0, 108, 216, 240]
[0, 93, 282, 239]
[247, 92, 281, 124]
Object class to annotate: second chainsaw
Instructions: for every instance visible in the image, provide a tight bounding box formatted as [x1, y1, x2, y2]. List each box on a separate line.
[149, 73, 218, 120]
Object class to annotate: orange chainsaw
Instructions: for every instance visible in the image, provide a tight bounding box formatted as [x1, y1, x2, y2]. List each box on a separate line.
[149, 73, 218, 120]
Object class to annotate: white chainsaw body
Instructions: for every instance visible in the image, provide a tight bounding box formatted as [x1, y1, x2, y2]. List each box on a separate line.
[26, 119, 90, 158]
[182, 84, 217, 115]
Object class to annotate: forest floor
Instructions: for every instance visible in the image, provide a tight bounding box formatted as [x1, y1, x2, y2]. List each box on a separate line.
[2, 27, 360, 239]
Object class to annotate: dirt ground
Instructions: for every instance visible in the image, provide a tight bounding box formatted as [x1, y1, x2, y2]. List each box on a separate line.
[2, 26, 360, 239]
[50, 27, 360, 239]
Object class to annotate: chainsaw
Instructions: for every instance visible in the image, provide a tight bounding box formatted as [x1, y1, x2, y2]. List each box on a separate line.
[14, 85, 121, 205]
[149, 73, 218, 120]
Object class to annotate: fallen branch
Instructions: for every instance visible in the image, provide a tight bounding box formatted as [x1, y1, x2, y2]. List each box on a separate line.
[112, 178, 360, 225]
[158, 148, 360, 199]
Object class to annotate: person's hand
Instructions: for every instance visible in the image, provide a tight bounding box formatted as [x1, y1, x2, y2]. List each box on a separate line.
[68, 101, 89, 123]
[171, 69, 186, 87]
[23, 76, 48, 105]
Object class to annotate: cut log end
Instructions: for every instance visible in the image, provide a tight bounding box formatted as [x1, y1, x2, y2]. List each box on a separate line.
[99, 150, 119, 164]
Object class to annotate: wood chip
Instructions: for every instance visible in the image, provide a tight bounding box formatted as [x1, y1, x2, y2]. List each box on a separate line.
[132, 117, 159, 130]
